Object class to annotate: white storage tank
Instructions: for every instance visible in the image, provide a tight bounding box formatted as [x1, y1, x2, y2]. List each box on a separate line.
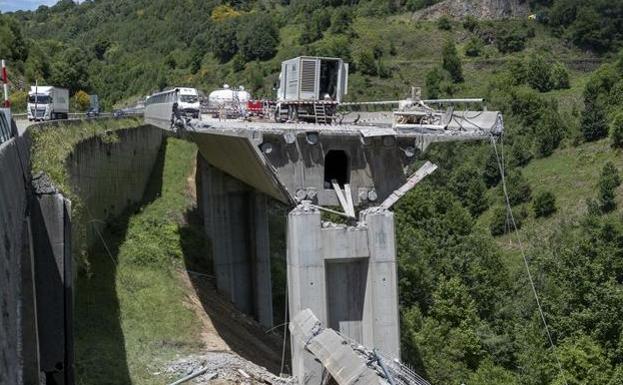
[208, 85, 251, 110]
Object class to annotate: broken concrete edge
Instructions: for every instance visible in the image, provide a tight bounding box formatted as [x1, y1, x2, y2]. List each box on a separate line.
[289, 309, 384, 385]
[289, 309, 432, 385]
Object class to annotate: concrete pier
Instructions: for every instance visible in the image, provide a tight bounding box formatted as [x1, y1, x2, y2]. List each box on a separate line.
[287, 203, 400, 384]
[197, 154, 273, 328]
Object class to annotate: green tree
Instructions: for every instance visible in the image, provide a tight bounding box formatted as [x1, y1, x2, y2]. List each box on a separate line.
[509, 135, 533, 167]
[505, 170, 532, 206]
[483, 149, 502, 187]
[72, 90, 90, 111]
[355, 46, 388, 78]
[450, 165, 489, 217]
[610, 112, 623, 149]
[237, 14, 279, 61]
[550, 62, 570, 89]
[490, 206, 511, 236]
[9, 90, 27, 113]
[534, 112, 564, 157]
[0, 15, 28, 63]
[329, 7, 352, 34]
[582, 83, 608, 142]
[490, 204, 526, 235]
[355, 48, 378, 76]
[463, 15, 478, 32]
[48, 47, 90, 94]
[442, 39, 463, 83]
[533, 191, 556, 218]
[464, 37, 483, 57]
[425, 67, 444, 99]
[507, 58, 529, 86]
[552, 336, 612, 385]
[210, 19, 239, 63]
[496, 25, 526, 53]
[469, 359, 519, 385]
[526, 54, 553, 92]
[24, 46, 50, 84]
[437, 16, 452, 30]
[598, 162, 620, 213]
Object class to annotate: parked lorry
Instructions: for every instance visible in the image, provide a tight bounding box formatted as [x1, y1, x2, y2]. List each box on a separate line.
[275, 56, 349, 123]
[27, 86, 69, 121]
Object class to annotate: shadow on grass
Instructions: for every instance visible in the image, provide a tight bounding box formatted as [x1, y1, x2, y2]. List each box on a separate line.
[73, 140, 167, 385]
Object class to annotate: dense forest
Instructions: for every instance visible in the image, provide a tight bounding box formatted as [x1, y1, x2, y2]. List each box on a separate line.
[4, 1, 623, 384]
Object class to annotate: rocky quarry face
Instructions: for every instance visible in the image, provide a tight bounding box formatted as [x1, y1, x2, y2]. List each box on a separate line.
[411, 0, 530, 20]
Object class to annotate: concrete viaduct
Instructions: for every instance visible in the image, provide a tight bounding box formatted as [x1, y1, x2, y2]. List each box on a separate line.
[0, 109, 502, 385]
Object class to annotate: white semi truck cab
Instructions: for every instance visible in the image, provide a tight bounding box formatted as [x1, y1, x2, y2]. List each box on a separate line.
[27, 86, 69, 121]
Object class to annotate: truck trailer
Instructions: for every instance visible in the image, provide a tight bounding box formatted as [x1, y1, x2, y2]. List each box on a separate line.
[275, 56, 348, 124]
[27, 86, 69, 121]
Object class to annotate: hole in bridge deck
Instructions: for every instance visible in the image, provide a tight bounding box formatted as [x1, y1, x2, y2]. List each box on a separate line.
[323, 150, 349, 188]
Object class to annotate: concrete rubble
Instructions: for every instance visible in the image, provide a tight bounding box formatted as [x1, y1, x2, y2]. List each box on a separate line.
[163, 352, 295, 385]
[289, 309, 431, 385]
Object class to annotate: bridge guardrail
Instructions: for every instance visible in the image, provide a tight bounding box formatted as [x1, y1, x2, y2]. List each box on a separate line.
[13, 111, 142, 120]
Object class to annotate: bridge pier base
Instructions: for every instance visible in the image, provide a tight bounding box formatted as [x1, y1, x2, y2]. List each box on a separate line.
[197, 155, 273, 328]
[287, 203, 400, 384]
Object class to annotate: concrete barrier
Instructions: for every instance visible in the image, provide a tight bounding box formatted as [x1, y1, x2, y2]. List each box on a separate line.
[0, 126, 37, 385]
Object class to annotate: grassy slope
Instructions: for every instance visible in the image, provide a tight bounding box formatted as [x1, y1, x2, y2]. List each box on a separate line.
[74, 138, 205, 385]
[30, 118, 142, 194]
[171, 15, 597, 105]
[474, 137, 623, 275]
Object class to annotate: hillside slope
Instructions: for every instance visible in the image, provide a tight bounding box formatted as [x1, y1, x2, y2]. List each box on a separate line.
[1, 0, 606, 110]
[9, 1, 623, 385]
[412, 0, 530, 20]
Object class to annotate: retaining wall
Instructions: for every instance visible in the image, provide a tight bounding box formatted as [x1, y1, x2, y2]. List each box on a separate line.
[0, 120, 164, 385]
[0, 129, 32, 385]
[67, 125, 163, 250]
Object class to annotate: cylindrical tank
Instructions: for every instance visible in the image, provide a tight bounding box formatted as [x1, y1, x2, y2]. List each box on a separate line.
[208, 85, 251, 109]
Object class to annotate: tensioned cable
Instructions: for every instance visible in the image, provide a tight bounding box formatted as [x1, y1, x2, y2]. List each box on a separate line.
[489, 135, 568, 385]
[85, 205, 118, 266]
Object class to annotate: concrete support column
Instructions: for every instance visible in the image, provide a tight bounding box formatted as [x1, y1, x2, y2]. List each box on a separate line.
[286, 203, 325, 385]
[251, 192, 273, 328]
[198, 155, 273, 328]
[287, 206, 400, 384]
[363, 209, 400, 359]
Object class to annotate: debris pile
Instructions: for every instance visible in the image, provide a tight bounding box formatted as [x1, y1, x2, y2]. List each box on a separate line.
[164, 352, 295, 385]
[290, 309, 430, 385]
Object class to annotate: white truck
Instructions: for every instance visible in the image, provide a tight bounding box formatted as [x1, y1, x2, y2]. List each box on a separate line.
[27, 86, 69, 121]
